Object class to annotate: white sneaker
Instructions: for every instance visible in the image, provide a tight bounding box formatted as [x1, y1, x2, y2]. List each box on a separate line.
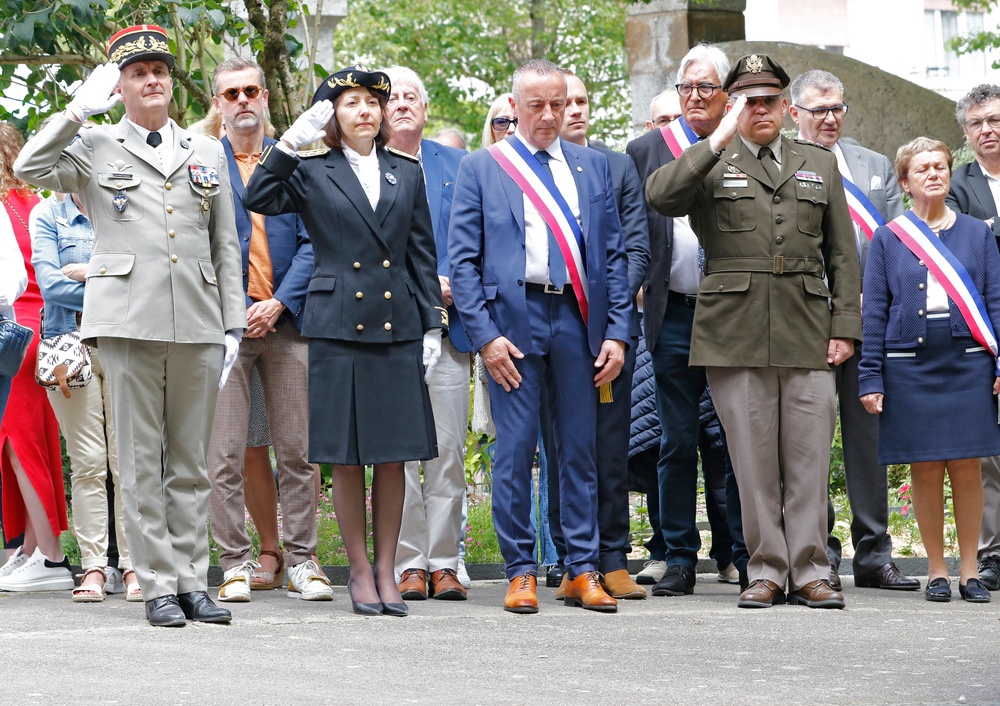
[286, 560, 333, 601]
[456, 558, 472, 589]
[636, 559, 667, 585]
[0, 547, 27, 578]
[218, 559, 258, 602]
[0, 547, 74, 592]
[718, 562, 740, 584]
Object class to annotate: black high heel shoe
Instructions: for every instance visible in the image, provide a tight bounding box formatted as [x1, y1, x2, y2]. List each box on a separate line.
[959, 578, 991, 603]
[372, 567, 408, 617]
[348, 579, 383, 616]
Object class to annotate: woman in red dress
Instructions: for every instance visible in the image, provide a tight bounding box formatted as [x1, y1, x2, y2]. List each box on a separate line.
[0, 122, 71, 591]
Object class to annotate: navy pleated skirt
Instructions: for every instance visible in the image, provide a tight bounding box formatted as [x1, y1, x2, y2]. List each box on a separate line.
[878, 317, 1000, 465]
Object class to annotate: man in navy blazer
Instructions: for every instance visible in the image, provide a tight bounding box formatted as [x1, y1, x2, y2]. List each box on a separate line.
[205, 58, 321, 603]
[449, 59, 631, 614]
[948, 83, 1000, 591]
[382, 65, 474, 602]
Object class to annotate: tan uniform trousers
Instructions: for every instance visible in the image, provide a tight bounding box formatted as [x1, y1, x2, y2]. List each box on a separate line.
[706, 366, 835, 591]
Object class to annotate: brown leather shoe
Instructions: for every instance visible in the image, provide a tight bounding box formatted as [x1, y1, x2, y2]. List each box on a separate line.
[737, 579, 786, 608]
[601, 569, 647, 599]
[554, 573, 568, 601]
[504, 573, 538, 614]
[788, 579, 845, 609]
[564, 571, 618, 612]
[429, 568, 467, 600]
[397, 568, 428, 601]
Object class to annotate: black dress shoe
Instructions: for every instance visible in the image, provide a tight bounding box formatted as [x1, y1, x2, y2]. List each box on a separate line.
[382, 602, 409, 617]
[651, 564, 695, 596]
[545, 565, 564, 588]
[978, 554, 1000, 591]
[959, 578, 991, 603]
[854, 562, 921, 590]
[924, 576, 951, 602]
[828, 564, 842, 592]
[178, 590, 232, 623]
[145, 595, 186, 627]
[738, 567, 749, 592]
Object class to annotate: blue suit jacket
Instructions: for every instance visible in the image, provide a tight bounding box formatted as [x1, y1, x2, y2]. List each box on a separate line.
[223, 135, 313, 330]
[448, 136, 632, 358]
[421, 138, 472, 352]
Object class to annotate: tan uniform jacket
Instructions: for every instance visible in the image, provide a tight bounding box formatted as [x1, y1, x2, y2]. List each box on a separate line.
[14, 113, 246, 344]
[645, 137, 861, 370]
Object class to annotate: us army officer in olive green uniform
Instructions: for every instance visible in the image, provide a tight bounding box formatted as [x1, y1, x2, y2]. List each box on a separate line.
[645, 54, 861, 611]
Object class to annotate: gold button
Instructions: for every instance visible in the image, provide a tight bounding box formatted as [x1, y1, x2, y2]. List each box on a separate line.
[116, 181, 123, 188]
[99, 267, 107, 274]
[356, 324, 364, 331]
[354, 262, 361, 269]
[165, 182, 172, 190]
[383, 260, 390, 268]
[384, 291, 391, 300]
[169, 230, 176, 238]
[213, 277, 217, 283]
[171, 255, 178, 263]
[166, 205, 173, 213]
[356, 292, 363, 299]
[384, 322, 392, 331]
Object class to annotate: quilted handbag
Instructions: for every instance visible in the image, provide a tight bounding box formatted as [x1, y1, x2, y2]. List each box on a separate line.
[0, 314, 33, 378]
[35, 331, 92, 398]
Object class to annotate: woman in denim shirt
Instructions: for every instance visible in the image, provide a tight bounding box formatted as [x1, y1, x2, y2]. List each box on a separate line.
[31, 194, 138, 603]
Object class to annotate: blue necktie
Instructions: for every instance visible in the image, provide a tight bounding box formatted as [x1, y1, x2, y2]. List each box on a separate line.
[535, 149, 566, 288]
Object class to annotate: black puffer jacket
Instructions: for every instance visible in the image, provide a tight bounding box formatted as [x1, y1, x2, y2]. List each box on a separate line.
[629, 315, 660, 458]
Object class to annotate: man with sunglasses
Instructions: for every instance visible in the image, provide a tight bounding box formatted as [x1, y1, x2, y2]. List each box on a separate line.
[788, 70, 914, 595]
[947, 84, 1000, 593]
[626, 43, 747, 598]
[206, 57, 323, 604]
[646, 53, 860, 610]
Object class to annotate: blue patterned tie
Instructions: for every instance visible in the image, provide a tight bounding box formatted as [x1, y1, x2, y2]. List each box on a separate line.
[535, 149, 566, 289]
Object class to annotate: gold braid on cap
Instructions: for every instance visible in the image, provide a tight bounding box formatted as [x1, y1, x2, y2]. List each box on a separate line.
[110, 36, 170, 64]
[327, 72, 360, 89]
[372, 77, 389, 93]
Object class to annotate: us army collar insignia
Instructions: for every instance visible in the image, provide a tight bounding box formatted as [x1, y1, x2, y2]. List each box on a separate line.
[385, 172, 397, 185]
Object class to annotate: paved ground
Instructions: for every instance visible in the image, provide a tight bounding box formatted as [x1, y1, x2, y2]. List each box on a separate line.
[2, 571, 999, 706]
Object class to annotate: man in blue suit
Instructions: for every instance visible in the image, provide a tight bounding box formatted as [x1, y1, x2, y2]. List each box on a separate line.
[382, 66, 474, 602]
[449, 59, 632, 613]
[205, 58, 323, 603]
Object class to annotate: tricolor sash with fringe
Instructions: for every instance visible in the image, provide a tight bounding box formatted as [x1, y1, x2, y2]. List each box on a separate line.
[659, 116, 698, 158]
[842, 176, 885, 240]
[487, 138, 589, 322]
[886, 211, 1000, 373]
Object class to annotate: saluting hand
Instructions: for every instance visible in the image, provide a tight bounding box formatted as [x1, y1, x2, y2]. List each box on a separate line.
[481, 335, 524, 392]
[281, 100, 334, 151]
[67, 63, 122, 122]
[708, 94, 746, 156]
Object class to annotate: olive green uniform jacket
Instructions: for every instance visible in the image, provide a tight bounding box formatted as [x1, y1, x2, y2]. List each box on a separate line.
[644, 137, 861, 370]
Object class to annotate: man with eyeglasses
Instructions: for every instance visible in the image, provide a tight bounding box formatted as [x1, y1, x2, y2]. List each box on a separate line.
[645, 89, 681, 132]
[646, 53, 861, 610]
[626, 43, 747, 598]
[380, 65, 473, 603]
[205, 57, 324, 604]
[15, 26, 246, 626]
[948, 83, 1000, 592]
[787, 70, 916, 595]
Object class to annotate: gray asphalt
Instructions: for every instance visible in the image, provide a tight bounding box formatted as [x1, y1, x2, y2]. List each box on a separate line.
[2, 571, 999, 705]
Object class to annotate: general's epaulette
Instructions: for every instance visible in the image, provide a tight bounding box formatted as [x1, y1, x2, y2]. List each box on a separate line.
[387, 146, 419, 163]
[297, 146, 330, 159]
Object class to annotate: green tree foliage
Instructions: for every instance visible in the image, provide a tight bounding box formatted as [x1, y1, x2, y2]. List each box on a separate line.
[949, 0, 1000, 69]
[334, 0, 631, 148]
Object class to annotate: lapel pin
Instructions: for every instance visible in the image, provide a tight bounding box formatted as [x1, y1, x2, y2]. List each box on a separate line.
[576, 166, 583, 173]
[180, 139, 190, 149]
[385, 172, 397, 185]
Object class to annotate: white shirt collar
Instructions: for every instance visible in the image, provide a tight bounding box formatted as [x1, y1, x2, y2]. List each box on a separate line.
[341, 140, 379, 165]
[127, 118, 172, 145]
[513, 130, 565, 162]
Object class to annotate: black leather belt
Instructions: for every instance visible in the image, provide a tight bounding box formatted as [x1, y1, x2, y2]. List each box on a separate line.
[668, 291, 698, 308]
[526, 282, 572, 295]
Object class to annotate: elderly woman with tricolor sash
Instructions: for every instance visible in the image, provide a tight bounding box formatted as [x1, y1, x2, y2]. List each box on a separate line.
[859, 136, 1000, 604]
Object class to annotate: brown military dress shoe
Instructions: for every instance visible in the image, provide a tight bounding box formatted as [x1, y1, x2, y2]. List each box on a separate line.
[398, 568, 428, 601]
[737, 579, 786, 609]
[564, 571, 618, 612]
[788, 579, 845, 609]
[554, 573, 568, 601]
[601, 569, 647, 599]
[429, 568, 467, 600]
[504, 573, 538, 614]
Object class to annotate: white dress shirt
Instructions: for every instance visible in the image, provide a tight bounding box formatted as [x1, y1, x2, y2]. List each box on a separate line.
[342, 141, 381, 211]
[127, 118, 173, 170]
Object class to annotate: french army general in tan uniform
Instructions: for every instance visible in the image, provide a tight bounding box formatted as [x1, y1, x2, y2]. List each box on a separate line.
[645, 54, 861, 611]
[15, 25, 247, 627]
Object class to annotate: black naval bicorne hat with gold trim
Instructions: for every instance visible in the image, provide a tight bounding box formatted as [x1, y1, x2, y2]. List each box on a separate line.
[312, 65, 391, 106]
[723, 53, 790, 98]
[108, 25, 175, 71]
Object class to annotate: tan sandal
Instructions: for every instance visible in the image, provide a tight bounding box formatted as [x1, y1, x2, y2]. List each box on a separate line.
[72, 567, 108, 603]
[250, 549, 285, 590]
[122, 569, 143, 602]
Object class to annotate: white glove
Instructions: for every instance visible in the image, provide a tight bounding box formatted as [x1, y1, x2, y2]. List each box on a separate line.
[281, 100, 334, 151]
[422, 329, 443, 385]
[67, 63, 122, 122]
[218, 329, 243, 391]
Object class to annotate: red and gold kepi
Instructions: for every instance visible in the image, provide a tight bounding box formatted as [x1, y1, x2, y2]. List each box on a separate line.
[107, 25, 175, 71]
[312, 64, 391, 106]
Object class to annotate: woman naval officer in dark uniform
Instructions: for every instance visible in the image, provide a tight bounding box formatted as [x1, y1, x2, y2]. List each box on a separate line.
[244, 66, 447, 617]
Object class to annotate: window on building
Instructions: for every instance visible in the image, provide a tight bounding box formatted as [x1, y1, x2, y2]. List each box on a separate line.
[925, 8, 987, 78]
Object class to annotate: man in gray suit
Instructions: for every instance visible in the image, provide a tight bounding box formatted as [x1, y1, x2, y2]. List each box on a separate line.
[15, 25, 247, 626]
[789, 70, 918, 592]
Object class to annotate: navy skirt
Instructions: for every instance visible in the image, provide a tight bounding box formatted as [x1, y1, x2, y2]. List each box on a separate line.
[307, 338, 437, 466]
[878, 317, 1000, 465]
